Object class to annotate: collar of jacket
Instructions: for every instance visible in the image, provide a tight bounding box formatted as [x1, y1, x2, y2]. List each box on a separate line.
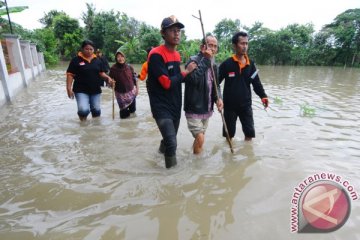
[232, 54, 250, 71]
[78, 52, 97, 63]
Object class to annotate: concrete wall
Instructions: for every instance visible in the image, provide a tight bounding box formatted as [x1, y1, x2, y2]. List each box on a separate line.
[0, 34, 46, 107]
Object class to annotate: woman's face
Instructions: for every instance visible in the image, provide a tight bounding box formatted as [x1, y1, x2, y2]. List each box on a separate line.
[82, 44, 94, 58]
[116, 53, 125, 64]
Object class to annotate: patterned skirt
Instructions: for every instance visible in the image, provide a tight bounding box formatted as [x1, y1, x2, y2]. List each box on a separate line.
[115, 86, 136, 110]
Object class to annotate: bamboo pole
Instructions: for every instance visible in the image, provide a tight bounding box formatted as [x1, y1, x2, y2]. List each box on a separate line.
[192, 10, 234, 153]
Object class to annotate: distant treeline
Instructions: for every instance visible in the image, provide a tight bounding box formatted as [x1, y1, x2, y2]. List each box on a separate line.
[1, 4, 359, 68]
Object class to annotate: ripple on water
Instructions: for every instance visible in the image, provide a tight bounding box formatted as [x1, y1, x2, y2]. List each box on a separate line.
[1, 67, 360, 239]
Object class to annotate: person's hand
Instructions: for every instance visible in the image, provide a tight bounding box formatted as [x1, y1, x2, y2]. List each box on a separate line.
[108, 78, 115, 88]
[185, 62, 197, 75]
[216, 98, 223, 112]
[67, 87, 74, 99]
[261, 98, 269, 108]
[135, 86, 139, 96]
[202, 48, 213, 59]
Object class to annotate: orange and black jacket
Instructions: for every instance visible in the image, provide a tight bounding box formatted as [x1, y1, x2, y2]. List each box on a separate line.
[66, 52, 106, 94]
[219, 55, 267, 110]
[147, 45, 186, 120]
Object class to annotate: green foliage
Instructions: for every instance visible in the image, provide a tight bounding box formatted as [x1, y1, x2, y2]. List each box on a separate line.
[30, 28, 59, 67]
[0, 6, 28, 16]
[323, 9, 360, 67]
[53, 15, 80, 40]
[300, 104, 316, 117]
[177, 39, 200, 63]
[39, 10, 66, 28]
[115, 38, 142, 63]
[213, 18, 240, 42]
[3, 3, 358, 68]
[63, 29, 84, 59]
[138, 24, 161, 50]
[273, 96, 283, 105]
[81, 3, 96, 33]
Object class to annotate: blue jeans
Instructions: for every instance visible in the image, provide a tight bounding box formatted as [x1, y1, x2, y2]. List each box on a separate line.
[75, 93, 101, 118]
[155, 118, 180, 157]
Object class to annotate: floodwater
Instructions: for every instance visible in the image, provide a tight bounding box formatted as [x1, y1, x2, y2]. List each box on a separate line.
[0, 64, 359, 240]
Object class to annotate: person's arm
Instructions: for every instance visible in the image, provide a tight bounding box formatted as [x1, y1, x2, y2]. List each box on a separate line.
[66, 73, 74, 99]
[138, 61, 148, 81]
[66, 59, 76, 99]
[250, 64, 268, 108]
[130, 65, 139, 96]
[99, 72, 114, 87]
[149, 53, 188, 90]
[135, 78, 139, 96]
[184, 54, 211, 86]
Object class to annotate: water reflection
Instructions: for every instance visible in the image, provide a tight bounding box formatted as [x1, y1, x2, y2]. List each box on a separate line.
[0, 66, 359, 239]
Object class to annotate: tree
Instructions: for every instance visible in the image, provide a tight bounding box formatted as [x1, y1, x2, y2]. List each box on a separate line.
[39, 10, 66, 28]
[0, 1, 28, 15]
[63, 29, 84, 59]
[307, 31, 336, 66]
[115, 38, 141, 63]
[31, 28, 59, 66]
[324, 8, 360, 67]
[86, 10, 122, 58]
[138, 23, 161, 50]
[213, 18, 241, 42]
[177, 39, 200, 63]
[81, 3, 96, 34]
[53, 14, 82, 57]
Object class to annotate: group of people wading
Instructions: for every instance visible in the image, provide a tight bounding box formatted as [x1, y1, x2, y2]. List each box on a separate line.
[66, 15, 269, 169]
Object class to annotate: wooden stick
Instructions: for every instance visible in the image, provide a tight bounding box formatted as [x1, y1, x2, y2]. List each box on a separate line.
[112, 82, 115, 120]
[193, 10, 234, 153]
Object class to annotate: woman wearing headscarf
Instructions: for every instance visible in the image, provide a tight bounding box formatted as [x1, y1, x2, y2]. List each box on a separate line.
[109, 50, 139, 119]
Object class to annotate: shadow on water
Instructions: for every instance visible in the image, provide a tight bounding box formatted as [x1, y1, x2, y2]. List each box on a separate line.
[0, 65, 360, 239]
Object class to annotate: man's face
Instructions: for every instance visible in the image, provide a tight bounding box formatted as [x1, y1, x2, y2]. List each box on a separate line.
[234, 36, 248, 55]
[162, 26, 182, 46]
[201, 36, 218, 55]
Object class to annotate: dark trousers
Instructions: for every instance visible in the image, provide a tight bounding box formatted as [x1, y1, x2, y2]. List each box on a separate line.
[120, 99, 136, 119]
[223, 106, 255, 138]
[155, 118, 180, 157]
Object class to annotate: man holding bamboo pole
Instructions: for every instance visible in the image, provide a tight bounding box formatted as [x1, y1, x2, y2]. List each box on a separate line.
[184, 35, 223, 154]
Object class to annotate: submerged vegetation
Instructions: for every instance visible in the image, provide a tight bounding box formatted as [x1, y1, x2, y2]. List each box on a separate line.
[299, 104, 316, 117]
[0, 3, 359, 68]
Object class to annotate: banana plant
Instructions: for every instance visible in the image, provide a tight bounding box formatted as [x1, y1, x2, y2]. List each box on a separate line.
[0, 0, 28, 34]
[0, 1, 28, 16]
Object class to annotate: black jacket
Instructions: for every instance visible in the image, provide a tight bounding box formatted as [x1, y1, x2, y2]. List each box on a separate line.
[184, 52, 221, 114]
[147, 45, 184, 120]
[219, 56, 267, 110]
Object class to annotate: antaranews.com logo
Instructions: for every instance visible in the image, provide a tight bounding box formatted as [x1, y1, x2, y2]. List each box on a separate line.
[290, 172, 358, 233]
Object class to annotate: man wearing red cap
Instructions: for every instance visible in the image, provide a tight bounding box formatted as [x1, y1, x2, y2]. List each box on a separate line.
[147, 15, 197, 168]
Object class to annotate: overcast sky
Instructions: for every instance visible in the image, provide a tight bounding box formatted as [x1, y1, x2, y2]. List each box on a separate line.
[7, 0, 359, 39]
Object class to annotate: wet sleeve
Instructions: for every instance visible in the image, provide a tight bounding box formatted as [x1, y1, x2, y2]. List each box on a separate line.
[149, 54, 183, 90]
[218, 61, 226, 85]
[66, 58, 77, 75]
[138, 62, 148, 81]
[184, 56, 211, 87]
[251, 64, 267, 99]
